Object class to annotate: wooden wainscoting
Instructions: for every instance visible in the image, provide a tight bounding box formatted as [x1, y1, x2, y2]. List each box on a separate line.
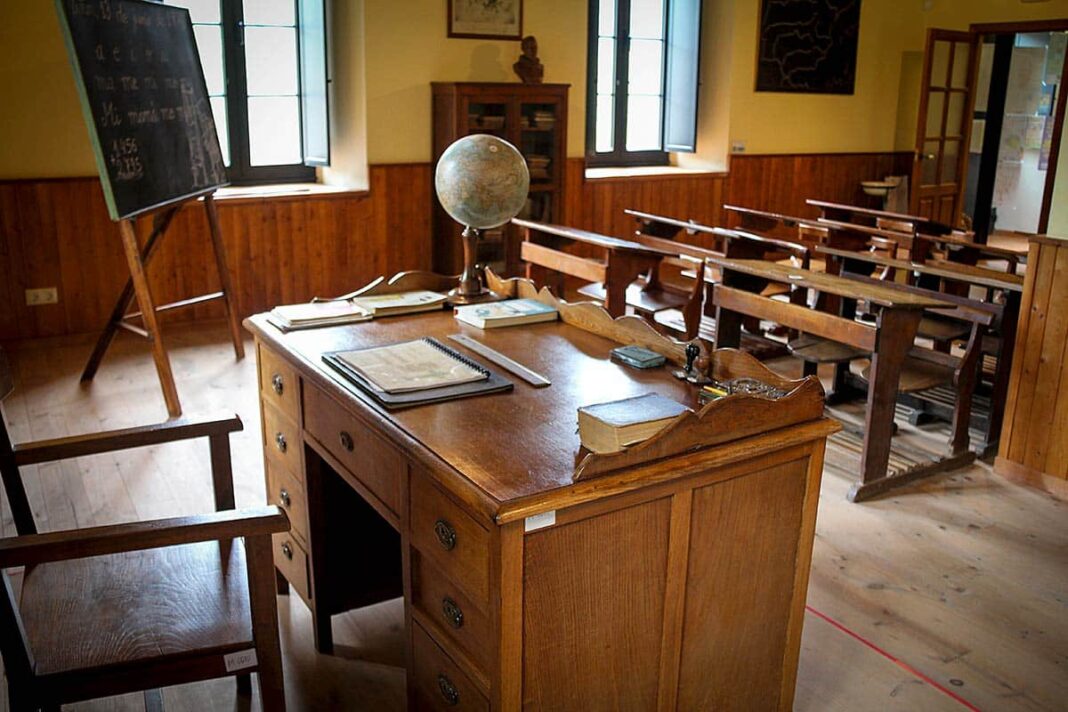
[726, 152, 914, 220]
[0, 152, 910, 340]
[0, 164, 432, 341]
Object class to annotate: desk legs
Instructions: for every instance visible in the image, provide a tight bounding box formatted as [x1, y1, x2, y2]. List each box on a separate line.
[849, 308, 922, 502]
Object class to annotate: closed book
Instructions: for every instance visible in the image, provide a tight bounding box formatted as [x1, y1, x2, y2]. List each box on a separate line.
[610, 345, 666, 369]
[454, 298, 558, 329]
[577, 393, 690, 454]
[349, 290, 447, 317]
[269, 301, 371, 331]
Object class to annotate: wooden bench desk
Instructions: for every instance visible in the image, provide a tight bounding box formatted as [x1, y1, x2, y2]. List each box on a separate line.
[245, 274, 839, 710]
[708, 256, 957, 501]
[816, 246, 1023, 456]
[512, 218, 672, 317]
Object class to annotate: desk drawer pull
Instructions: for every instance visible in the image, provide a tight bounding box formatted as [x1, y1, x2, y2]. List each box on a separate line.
[434, 519, 456, 551]
[441, 597, 464, 629]
[437, 674, 459, 706]
[281, 541, 293, 560]
[275, 432, 287, 453]
[339, 430, 354, 452]
[279, 487, 291, 508]
[271, 373, 285, 395]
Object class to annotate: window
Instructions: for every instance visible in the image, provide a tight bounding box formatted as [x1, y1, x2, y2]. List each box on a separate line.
[587, 0, 702, 167]
[164, 0, 329, 184]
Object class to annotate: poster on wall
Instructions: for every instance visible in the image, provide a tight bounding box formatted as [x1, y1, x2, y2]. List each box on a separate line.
[755, 0, 862, 94]
[448, 0, 522, 40]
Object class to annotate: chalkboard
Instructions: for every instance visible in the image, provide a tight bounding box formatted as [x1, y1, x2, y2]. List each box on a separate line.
[56, 0, 228, 220]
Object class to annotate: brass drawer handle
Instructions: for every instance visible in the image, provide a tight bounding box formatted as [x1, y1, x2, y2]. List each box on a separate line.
[271, 373, 284, 395]
[275, 432, 287, 453]
[442, 597, 464, 629]
[339, 430, 354, 452]
[437, 673, 459, 706]
[281, 541, 293, 560]
[434, 519, 456, 551]
[279, 487, 291, 508]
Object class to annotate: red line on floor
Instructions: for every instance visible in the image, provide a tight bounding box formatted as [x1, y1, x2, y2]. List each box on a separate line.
[805, 605, 981, 712]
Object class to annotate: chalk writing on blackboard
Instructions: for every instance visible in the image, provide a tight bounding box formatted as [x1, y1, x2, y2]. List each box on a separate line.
[56, 0, 228, 220]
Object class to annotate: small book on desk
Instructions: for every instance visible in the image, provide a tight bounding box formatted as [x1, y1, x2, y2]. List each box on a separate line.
[323, 337, 513, 409]
[453, 298, 558, 329]
[578, 393, 690, 454]
[349, 290, 447, 317]
[268, 301, 372, 332]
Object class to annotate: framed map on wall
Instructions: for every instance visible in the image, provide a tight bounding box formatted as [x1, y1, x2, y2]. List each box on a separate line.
[756, 0, 862, 95]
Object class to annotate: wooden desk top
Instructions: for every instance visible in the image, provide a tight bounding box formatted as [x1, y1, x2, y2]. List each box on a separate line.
[708, 257, 951, 309]
[815, 246, 1025, 292]
[511, 218, 669, 257]
[722, 204, 815, 228]
[249, 310, 818, 514]
[625, 209, 727, 236]
[806, 199, 950, 231]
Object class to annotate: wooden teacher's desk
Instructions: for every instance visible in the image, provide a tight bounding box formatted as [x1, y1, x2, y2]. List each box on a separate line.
[245, 283, 838, 711]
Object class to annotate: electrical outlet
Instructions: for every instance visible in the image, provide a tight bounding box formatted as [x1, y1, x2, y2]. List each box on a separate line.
[731, 140, 746, 154]
[25, 287, 58, 306]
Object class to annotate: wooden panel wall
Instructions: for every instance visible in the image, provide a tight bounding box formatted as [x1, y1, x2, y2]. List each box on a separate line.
[996, 236, 1068, 482]
[725, 152, 914, 220]
[0, 164, 432, 341]
[0, 152, 909, 341]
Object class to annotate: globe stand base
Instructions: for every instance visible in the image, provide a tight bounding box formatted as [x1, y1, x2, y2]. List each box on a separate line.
[446, 287, 503, 305]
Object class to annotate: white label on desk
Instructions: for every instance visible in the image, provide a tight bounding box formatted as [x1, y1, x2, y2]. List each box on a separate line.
[224, 649, 258, 672]
[525, 510, 556, 532]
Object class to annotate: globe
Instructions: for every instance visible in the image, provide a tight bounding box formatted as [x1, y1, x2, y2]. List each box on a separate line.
[435, 134, 530, 230]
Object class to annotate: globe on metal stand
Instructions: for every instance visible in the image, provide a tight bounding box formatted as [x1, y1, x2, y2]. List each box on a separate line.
[435, 134, 530, 304]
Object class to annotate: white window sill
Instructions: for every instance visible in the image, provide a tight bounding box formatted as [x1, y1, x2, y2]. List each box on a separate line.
[584, 165, 727, 181]
[212, 182, 367, 204]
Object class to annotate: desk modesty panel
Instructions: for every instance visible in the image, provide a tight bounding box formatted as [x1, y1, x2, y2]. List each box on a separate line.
[245, 297, 838, 711]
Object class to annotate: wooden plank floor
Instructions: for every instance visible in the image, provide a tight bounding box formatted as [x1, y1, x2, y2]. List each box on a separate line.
[0, 324, 1064, 711]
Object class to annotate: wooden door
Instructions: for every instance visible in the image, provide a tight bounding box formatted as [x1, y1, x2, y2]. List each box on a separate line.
[910, 29, 979, 225]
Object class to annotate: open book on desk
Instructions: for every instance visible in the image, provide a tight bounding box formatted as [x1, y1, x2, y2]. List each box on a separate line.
[323, 337, 513, 409]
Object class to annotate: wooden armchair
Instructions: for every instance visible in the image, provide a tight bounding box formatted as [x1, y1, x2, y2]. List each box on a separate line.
[0, 349, 289, 711]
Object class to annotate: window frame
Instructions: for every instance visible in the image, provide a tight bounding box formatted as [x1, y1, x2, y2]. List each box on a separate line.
[182, 0, 316, 185]
[585, 0, 671, 168]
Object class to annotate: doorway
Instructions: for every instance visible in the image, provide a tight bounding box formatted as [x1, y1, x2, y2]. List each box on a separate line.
[962, 23, 1068, 241]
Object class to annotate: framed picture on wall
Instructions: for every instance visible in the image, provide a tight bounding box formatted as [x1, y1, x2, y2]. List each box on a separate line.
[448, 0, 523, 40]
[756, 0, 862, 94]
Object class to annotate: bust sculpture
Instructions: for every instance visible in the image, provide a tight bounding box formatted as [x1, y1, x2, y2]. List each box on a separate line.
[513, 36, 544, 85]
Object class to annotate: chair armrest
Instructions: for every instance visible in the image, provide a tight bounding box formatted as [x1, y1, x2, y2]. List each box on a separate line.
[12, 412, 243, 466]
[0, 506, 288, 569]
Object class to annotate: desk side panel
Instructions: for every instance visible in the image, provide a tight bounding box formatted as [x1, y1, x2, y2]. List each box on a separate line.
[676, 456, 809, 711]
[521, 497, 672, 710]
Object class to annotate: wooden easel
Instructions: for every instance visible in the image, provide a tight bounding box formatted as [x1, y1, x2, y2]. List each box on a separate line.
[80, 191, 244, 417]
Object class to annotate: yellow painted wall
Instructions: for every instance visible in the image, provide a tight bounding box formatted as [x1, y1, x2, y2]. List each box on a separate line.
[362, 0, 588, 163]
[0, 1, 97, 177]
[725, 0, 925, 155]
[1049, 133, 1068, 237]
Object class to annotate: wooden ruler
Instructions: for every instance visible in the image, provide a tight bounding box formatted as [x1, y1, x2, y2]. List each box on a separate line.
[447, 334, 552, 388]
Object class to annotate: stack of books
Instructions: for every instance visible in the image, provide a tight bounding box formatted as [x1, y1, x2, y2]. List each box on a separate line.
[269, 290, 447, 332]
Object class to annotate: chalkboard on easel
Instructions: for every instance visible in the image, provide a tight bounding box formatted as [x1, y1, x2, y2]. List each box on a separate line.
[56, 0, 228, 220]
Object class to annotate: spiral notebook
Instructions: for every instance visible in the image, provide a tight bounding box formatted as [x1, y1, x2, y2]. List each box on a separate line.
[323, 337, 513, 409]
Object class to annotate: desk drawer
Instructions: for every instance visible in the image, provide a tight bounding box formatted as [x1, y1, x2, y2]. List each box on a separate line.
[303, 384, 402, 516]
[258, 345, 300, 422]
[412, 622, 489, 712]
[410, 475, 490, 605]
[266, 459, 307, 546]
[272, 532, 310, 602]
[412, 552, 490, 675]
[262, 402, 300, 477]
